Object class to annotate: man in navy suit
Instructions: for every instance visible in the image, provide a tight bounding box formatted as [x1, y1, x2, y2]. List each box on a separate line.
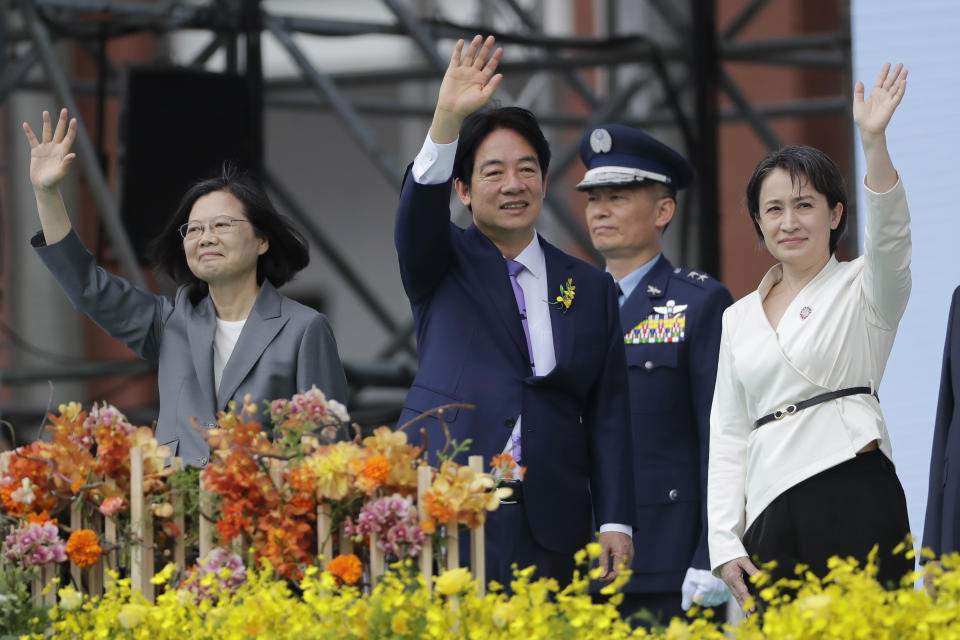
[579, 125, 733, 622]
[394, 35, 635, 587]
[924, 285, 960, 585]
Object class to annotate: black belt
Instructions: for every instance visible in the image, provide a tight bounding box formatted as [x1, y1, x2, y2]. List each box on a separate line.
[497, 480, 524, 505]
[754, 386, 878, 428]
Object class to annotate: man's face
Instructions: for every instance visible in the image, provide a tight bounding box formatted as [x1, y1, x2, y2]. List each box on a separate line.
[586, 184, 673, 260]
[455, 128, 546, 244]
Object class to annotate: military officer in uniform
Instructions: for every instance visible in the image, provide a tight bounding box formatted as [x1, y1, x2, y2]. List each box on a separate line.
[578, 125, 734, 624]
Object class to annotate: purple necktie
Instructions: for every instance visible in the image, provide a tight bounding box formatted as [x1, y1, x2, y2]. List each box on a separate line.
[506, 258, 535, 374]
[506, 258, 533, 463]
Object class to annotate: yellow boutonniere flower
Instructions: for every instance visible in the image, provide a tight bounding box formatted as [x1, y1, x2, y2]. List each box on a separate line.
[551, 278, 575, 313]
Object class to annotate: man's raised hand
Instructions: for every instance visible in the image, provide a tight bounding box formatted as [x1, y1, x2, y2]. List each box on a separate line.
[429, 35, 503, 144]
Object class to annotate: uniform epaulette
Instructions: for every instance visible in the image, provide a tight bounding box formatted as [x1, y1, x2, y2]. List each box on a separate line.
[671, 267, 713, 288]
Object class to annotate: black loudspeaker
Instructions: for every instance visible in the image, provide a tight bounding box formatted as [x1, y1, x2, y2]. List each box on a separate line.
[118, 67, 261, 260]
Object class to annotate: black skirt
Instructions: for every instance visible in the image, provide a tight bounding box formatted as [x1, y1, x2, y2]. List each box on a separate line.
[742, 449, 912, 590]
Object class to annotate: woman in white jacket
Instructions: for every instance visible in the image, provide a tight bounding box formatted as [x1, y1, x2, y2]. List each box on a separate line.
[708, 63, 911, 609]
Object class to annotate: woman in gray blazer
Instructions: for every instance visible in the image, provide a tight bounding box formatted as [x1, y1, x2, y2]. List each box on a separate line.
[24, 108, 348, 467]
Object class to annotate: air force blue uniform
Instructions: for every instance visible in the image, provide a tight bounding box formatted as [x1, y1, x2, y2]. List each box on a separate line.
[578, 124, 733, 603]
[619, 257, 732, 593]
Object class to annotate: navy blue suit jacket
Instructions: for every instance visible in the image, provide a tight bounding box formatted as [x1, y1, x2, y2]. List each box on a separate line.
[924, 285, 960, 557]
[394, 171, 635, 555]
[619, 256, 731, 593]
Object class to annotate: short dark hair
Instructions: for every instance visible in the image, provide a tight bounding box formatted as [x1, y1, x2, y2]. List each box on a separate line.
[746, 145, 848, 255]
[150, 163, 309, 304]
[452, 105, 551, 185]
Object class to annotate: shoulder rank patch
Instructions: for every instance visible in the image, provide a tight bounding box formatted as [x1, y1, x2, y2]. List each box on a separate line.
[686, 270, 709, 282]
[624, 299, 687, 344]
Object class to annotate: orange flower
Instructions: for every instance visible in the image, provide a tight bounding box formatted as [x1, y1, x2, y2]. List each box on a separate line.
[66, 529, 102, 569]
[326, 553, 363, 585]
[420, 520, 436, 535]
[71, 478, 84, 494]
[26, 510, 57, 526]
[361, 456, 390, 485]
[423, 493, 456, 524]
[216, 502, 253, 542]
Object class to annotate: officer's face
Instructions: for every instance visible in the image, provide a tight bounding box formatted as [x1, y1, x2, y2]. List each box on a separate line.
[455, 128, 546, 247]
[586, 185, 672, 260]
[755, 168, 841, 271]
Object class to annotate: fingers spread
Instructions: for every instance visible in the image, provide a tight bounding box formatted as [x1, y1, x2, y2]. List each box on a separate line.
[875, 61, 891, 88]
[22, 122, 40, 147]
[53, 107, 69, 142]
[41, 110, 52, 143]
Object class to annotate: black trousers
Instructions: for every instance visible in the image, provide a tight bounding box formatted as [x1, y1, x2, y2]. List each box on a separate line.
[743, 449, 912, 591]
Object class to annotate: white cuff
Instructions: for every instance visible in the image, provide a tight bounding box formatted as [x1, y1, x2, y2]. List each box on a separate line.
[599, 523, 632, 538]
[412, 134, 458, 184]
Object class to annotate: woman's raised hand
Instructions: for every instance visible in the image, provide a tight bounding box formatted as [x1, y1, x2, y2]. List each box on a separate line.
[429, 35, 503, 143]
[853, 62, 908, 138]
[23, 108, 78, 191]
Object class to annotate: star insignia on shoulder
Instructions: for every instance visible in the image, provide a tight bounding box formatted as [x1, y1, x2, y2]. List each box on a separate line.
[646, 285, 662, 295]
[686, 270, 709, 282]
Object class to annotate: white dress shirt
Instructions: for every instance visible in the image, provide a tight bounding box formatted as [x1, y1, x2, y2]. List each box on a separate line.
[707, 178, 911, 572]
[412, 134, 629, 537]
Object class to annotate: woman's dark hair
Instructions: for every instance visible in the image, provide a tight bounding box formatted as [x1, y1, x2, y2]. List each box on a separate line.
[150, 163, 309, 303]
[746, 144, 848, 255]
[453, 105, 551, 185]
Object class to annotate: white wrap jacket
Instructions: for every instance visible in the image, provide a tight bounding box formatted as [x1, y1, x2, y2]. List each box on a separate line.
[707, 178, 911, 572]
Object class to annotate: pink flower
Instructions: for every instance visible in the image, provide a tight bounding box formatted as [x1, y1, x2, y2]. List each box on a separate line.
[99, 496, 126, 517]
[344, 494, 425, 557]
[2, 521, 67, 568]
[183, 548, 246, 602]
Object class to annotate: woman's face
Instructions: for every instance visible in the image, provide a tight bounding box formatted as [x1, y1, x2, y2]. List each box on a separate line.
[182, 190, 268, 287]
[755, 168, 842, 270]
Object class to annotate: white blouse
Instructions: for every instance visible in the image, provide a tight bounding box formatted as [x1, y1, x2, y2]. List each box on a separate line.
[707, 178, 911, 572]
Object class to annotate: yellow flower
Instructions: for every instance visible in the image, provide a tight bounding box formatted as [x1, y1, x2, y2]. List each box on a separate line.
[435, 567, 473, 596]
[58, 401, 82, 420]
[117, 603, 147, 629]
[58, 585, 83, 611]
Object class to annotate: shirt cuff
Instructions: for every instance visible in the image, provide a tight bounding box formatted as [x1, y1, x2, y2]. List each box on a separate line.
[411, 133, 458, 185]
[599, 523, 632, 538]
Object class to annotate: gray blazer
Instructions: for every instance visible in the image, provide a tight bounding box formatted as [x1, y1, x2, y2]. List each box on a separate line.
[33, 230, 348, 467]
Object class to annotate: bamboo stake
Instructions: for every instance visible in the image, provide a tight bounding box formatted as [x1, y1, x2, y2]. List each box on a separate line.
[129, 446, 154, 602]
[171, 458, 186, 569]
[198, 473, 212, 561]
[88, 510, 103, 597]
[104, 477, 117, 572]
[468, 455, 486, 596]
[369, 530, 385, 587]
[70, 499, 83, 590]
[316, 503, 333, 561]
[417, 465, 432, 594]
[338, 522, 353, 555]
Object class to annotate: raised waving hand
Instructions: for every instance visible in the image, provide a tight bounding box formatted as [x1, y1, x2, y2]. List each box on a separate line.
[854, 62, 908, 138]
[429, 35, 503, 144]
[23, 108, 78, 191]
[853, 62, 908, 193]
[22, 108, 78, 244]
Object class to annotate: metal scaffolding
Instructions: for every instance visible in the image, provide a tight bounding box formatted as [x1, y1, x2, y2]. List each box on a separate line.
[0, 0, 852, 427]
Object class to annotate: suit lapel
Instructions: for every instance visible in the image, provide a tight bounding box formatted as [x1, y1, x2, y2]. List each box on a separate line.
[620, 255, 672, 332]
[187, 293, 217, 415]
[466, 225, 530, 361]
[216, 281, 290, 409]
[542, 237, 575, 370]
